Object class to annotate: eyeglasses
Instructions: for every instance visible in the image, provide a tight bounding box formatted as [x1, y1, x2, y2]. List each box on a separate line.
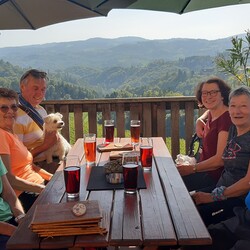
[0, 104, 19, 113]
[20, 69, 48, 82]
[201, 90, 220, 97]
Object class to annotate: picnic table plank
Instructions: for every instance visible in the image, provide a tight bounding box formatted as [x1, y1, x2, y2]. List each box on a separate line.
[153, 137, 212, 246]
[140, 163, 177, 246]
[75, 138, 113, 247]
[74, 191, 113, 248]
[111, 190, 142, 246]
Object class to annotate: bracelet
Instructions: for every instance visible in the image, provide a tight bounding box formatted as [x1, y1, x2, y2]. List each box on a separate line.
[193, 163, 198, 173]
[211, 186, 227, 201]
[14, 214, 25, 223]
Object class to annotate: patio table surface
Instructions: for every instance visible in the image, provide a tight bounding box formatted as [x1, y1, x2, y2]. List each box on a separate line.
[7, 137, 211, 249]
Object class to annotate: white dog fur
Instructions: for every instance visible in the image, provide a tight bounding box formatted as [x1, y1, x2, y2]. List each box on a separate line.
[43, 112, 72, 164]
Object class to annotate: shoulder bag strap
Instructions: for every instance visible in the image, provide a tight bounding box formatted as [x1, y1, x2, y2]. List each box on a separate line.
[18, 104, 44, 131]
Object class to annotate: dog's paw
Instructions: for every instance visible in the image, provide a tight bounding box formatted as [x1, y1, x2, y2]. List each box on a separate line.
[59, 154, 65, 161]
[46, 157, 53, 164]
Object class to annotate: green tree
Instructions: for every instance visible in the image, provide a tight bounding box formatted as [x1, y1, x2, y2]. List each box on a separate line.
[215, 30, 250, 86]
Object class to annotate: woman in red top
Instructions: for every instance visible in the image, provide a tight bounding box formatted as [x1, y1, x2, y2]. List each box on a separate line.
[177, 78, 232, 191]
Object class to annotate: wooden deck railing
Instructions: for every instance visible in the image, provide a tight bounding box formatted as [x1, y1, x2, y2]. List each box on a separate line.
[42, 96, 203, 159]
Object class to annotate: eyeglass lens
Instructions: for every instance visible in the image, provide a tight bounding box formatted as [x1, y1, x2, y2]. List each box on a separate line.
[201, 90, 220, 97]
[0, 104, 18, 113]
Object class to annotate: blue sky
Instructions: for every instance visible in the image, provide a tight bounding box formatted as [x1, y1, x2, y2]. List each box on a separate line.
[0, 4, 250, 48]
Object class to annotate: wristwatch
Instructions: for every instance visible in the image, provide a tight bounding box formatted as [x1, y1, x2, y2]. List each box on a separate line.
[14, 214, 25, 223]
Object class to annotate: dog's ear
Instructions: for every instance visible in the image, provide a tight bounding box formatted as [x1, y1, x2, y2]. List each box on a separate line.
[43, 115, 49, 123]
[56, 112, 63, 119]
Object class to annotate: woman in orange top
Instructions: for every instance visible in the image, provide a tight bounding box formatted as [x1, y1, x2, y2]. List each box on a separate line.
[0, 88, 52, 212]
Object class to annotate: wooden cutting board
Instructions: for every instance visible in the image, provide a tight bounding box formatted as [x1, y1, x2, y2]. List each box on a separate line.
[97, 142, 133, 152]
[110, 150, 140, 160]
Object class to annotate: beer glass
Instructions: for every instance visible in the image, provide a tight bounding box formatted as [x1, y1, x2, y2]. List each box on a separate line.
[140, 138, 153, 171]
[122, 152, 139, 194]
[104, 119, 114, 144]
[63, 155, 80, 199]
[130, 120, 140, 147]
[84, 133, 96, 166]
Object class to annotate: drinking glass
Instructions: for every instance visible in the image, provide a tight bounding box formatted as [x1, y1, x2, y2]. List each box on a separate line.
[140, 138, 153, 171]
[130, 120, 140, 147]
[104, 119, 115, 144]
[63, 155, 80, 199]
[122, 152, 139, 194]
[84, 133, 96, 166]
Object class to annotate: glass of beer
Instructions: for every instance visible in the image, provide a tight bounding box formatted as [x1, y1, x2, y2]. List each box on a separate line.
[104, 119, 114, 144]
[140, 138, 153, 171]
[63, 155, 81, 199]
[122, 152, 139, 194]
[84, 133, 96, 166]
[130, 120, 140, 147]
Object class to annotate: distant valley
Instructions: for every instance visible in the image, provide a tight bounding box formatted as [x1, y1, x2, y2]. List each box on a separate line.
[0, 35, 240, 98]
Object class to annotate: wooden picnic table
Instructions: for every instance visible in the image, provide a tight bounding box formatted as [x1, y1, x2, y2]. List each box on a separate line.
[7, 137, 211, 249]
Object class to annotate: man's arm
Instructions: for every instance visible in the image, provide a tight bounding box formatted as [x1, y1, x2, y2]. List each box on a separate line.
[30, 130, 59, 157]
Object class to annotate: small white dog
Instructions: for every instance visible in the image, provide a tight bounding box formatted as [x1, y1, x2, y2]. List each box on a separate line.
[43, 112, 72, 164]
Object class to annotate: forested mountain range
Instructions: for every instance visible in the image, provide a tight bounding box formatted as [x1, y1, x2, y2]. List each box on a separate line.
[0, 36, 233, 69]
[0, 36, 241, 99]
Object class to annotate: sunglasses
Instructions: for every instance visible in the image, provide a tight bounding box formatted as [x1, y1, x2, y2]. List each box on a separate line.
[20, 69, 48, 82]
[0, 104, 19, 113]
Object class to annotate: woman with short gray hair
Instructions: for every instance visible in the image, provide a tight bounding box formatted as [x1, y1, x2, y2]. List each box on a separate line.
[192, 85, 250, 226]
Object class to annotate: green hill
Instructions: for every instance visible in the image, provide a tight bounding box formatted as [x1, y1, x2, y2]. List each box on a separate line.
[0, 36, 234, 70]
[0, 36, 240, 99]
